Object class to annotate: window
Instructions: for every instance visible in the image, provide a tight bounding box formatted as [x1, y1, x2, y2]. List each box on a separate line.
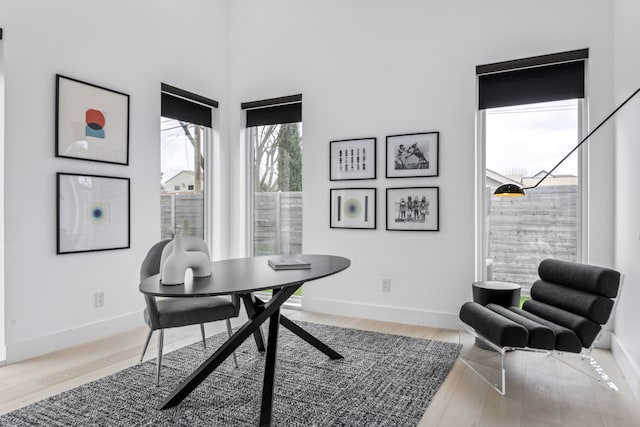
[242, 95, 303, 257]
[160, 84, 218, 243]
[477, 50, 587, 292]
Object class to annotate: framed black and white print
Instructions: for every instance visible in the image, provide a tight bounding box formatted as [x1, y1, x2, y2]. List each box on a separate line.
[330, 138, 376, 180]
[56, 75, 130, 165]
[386, 132, 439, 178]
[57, 173, 130, 254]
[386, 187, 439, 231]
[330, 188, 376, 229]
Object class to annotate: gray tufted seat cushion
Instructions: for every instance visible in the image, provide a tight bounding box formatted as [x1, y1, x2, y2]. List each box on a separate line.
[144, 296, 237, 330]
[521, 299, 601, 349]
[530, 280, 614, 324]
[486, 304, 555, 350]
[509, 306, 583, 353]
[537, 258, 620, 298]
[459, 301, 528, 348]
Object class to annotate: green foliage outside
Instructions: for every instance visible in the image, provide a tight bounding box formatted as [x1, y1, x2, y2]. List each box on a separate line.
[254, 123, 302, 192]
[276, 123, 302, 191]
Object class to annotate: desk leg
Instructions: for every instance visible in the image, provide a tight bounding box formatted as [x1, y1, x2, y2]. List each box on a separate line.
[242, 293, 266, 352]
[253, 294, 343, 360]
[159, 286, 298, 410]
[259, 290, 281, 427]
[279, 316, 343, 360]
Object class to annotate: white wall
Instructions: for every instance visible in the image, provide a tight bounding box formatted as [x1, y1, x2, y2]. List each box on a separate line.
[227, 0, 616, 329]
[1, 0, 622, 363]
[613, 0, 640, 399]
[1, 0, 229, 362]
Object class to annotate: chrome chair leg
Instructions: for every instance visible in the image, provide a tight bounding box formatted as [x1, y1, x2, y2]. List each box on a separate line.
[156, 329, 164, 387]
[140, 329, 153, 362]
[226, 319, 239, 368]
[200, 324, 207, 349]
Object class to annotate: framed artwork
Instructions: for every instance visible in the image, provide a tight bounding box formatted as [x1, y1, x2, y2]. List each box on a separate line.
[386, 132, 439, 178]
[56, 74, 130, 165]
[330, 138, 376, 180]
[330, 188, 376, 229]
[57, 173, 130, 254]
[386, 187, 439, 231]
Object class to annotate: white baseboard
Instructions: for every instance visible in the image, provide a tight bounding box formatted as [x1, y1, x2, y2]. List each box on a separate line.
[302, 297, 460, 330]
[5, 311, 145, 364]
[611, 333, 640, 400]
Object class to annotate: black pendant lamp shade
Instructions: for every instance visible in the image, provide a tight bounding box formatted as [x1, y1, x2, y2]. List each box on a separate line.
[494, 183, 526, 197]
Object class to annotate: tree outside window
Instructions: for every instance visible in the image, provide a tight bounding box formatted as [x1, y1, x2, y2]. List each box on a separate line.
[252, 122, 302, 256]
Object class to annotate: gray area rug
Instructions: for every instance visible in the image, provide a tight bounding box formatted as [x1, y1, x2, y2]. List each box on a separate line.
[0, 321, 461, 426]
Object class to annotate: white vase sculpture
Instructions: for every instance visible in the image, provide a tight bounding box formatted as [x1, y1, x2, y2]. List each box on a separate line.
[159, 234, 212, 285]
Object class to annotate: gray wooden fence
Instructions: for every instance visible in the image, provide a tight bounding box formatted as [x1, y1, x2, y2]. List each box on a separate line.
[487, 185, 578, 291]
[161, 186, 574, 291]
[254, 192, 302, 256]
[161, 192, 302, 256]
[161, 194, 204, 239]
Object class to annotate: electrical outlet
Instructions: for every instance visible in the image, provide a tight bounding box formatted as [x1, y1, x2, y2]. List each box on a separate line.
[381, 278, 391, 292]
[94, 291, 104, 308]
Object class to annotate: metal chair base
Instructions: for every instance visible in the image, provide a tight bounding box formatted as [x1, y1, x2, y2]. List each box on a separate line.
[139, 321, 239, 386]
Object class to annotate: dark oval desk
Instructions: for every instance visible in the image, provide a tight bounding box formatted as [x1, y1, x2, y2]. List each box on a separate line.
[139, 254, 350, 426]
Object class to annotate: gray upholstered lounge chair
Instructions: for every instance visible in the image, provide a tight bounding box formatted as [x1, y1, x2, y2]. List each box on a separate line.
[139, 239, 240, 385]
[459, 258, 621, 395]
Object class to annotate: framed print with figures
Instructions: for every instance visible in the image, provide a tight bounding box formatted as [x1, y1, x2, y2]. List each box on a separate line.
[386, 187, 439, 231]
[386, 132, 438, 178]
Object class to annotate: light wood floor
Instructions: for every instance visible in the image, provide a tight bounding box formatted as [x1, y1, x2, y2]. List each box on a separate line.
[1, 310, 638, 426]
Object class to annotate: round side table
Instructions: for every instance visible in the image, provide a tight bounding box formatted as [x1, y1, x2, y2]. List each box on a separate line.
[472, 281, 521, 307]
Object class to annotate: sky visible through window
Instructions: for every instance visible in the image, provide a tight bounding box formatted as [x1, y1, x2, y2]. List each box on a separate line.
[161, 118, 200, 185]
[486, 99, 579, 178]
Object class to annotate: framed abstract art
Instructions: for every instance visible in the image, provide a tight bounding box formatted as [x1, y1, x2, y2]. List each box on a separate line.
[330, 188, 376, 229]
[56, 75, 130, 165]
[57, 173, 130, 254]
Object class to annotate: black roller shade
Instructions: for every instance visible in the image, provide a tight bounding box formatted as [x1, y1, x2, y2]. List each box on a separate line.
[242, 94, 302, 127]
[478, 61, 585, 110]
[477, 49, 588, 110]
[476, 49, 588, 75]
[161, 83, 217, 128]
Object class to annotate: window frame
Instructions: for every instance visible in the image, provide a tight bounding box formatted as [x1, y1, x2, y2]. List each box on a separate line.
[475, 96, 587, 285]
[245, 120, 303, 309]
[242, 96, 302, 257]
[160, 116, 215, 254]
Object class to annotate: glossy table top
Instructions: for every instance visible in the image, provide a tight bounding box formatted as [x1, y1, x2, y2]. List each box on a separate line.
[139, 254, 350, 297]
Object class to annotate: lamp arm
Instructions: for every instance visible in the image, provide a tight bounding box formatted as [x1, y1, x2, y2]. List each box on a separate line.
[522, 87, 640, 191]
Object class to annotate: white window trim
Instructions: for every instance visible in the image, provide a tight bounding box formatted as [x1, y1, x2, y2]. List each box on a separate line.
[203, 120, 215, 256]
[245, 127, 256, 257]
